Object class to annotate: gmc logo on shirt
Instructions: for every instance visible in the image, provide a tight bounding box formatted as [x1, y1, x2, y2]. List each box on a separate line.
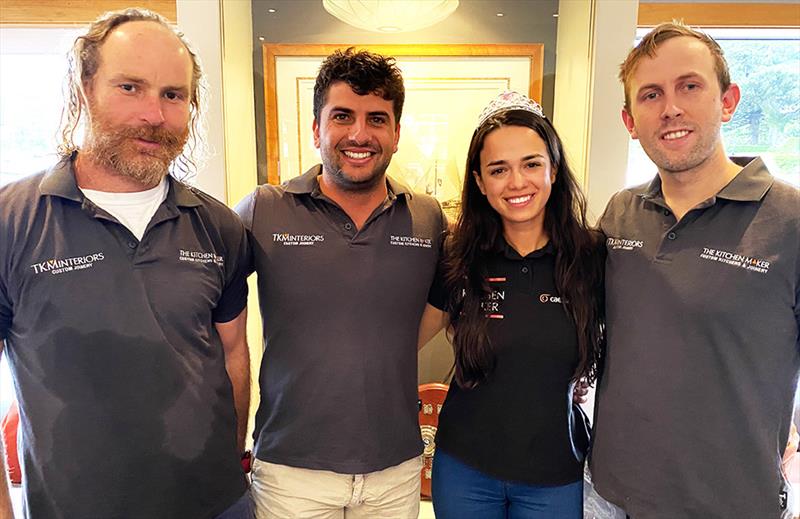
[539, 293, 562, 304]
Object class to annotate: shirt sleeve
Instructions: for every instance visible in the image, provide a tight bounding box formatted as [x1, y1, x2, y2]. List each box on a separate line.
[234, 189, 256, 232]
[212, 214, 252, 324]
[795, 244, 800, 354]
[596, 192, 618, 238]
[0, 276, 11, 341]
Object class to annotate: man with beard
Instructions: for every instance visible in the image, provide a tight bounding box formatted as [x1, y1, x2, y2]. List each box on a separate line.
[0, 9, 252, 519]
[235, 48, 447, 518]
[590, 22, 800, 518]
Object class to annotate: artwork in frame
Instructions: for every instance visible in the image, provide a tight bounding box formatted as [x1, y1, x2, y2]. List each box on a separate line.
[263, 44, 544, 219]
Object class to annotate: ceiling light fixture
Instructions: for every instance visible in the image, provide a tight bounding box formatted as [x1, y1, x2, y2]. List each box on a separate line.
[322, 0, 459, 33]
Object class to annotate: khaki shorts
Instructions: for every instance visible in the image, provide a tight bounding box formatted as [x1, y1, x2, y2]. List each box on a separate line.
[251, 455, 423, 519]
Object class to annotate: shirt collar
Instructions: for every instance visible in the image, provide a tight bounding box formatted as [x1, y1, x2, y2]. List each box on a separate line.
[283, 163, 413, 200]
[167, 177, 203, 207]
[639, 156, 773, 204]
[38, 154, 83, 202]
[495, 234, 556, 260]
[715, 157, 773, 201]
[38, 152, 201, 207]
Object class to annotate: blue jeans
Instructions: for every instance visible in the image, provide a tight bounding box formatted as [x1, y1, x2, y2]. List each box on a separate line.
[431, 450, 582, 519]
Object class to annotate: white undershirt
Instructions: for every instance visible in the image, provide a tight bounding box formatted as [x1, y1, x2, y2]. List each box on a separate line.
[81, 177, 169, 240]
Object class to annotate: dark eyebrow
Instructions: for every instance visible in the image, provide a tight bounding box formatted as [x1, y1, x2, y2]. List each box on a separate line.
[329, 106, 354, 115]
[486, 153, 546, 167]
[521, 154, 546, 161]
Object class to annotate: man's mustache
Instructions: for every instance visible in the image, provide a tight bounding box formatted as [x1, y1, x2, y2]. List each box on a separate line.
[118, 124, 186, 147]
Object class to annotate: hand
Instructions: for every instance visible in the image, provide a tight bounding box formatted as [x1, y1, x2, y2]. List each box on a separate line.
[572, 379, 590, 405]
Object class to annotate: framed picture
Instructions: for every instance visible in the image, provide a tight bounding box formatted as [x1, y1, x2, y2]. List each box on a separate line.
[263, 43, 544, 217]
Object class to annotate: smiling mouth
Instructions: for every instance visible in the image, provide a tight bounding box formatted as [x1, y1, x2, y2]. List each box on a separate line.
[342, 150, 374, 159]
[506, 194, 532, 205]
[662, 130, 691, 141]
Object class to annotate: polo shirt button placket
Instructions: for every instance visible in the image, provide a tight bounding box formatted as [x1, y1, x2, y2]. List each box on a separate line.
[667, 231, 677, 240]
[521, 266, 529, 274]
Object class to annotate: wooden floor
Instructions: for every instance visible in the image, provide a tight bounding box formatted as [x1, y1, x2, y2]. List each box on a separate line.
[419, 499, 436, 518]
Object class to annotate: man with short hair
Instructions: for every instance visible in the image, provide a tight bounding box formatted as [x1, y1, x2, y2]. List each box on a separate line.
[0, 9, 252, 518]
[236, 48, 447, 518]
[590, 22, 800, 518]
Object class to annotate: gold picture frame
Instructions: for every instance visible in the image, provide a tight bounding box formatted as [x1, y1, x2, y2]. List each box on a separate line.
[262, 43, 544, 215]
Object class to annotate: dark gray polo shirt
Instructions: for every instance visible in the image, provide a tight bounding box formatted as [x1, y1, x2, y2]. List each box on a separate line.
[591, 158, 800, 519]
[236, 165, 447, 474]
[0, 156, 249, 519]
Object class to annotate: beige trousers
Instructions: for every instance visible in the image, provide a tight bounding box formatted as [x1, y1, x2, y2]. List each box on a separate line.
[251, 455, 422, 519]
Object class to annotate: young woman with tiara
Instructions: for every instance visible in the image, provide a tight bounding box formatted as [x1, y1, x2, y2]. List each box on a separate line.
[418, 91, 605, 518]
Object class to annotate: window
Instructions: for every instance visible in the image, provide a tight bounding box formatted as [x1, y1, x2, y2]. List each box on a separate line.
[626, 28, 800, 188]
[0, 27, 83, 415]
[0, 27, 83, 187]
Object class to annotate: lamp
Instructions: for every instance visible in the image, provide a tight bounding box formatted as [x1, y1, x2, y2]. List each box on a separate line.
[322, 0, 459, 33]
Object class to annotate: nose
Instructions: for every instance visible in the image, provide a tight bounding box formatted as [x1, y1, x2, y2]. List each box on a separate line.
[508, 167, 526, 189]
[347, 118, 370, 144]
[660, 92, 684, 120]
[139, 94, 166, 126]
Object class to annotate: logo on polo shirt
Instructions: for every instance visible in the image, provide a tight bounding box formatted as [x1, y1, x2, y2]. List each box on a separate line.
[30, 252, 105, 275]
[699, 247, 771, 274]
[272, 232, 325, 246]
[539, 293, 563, 304]
[481, 277, 506, 319]
[179, 250, 224, 266]
[389, 235, 433, 248]
[606, 236, 644, 251]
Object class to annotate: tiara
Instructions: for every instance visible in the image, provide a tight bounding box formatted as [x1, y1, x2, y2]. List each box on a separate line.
[477, 90, 545, 127]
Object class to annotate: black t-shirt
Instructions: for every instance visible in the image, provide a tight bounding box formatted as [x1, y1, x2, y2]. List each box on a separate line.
[429, 239, 584, 485]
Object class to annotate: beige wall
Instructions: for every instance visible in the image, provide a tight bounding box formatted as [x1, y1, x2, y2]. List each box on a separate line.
[554, 0, 639, 221]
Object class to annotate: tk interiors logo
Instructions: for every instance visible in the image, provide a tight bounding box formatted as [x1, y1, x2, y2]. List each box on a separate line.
[179, 249, 224, 266]
[272, 232, 325, 246]
[607, 236, 644, 251]
[30, 252, 105, 275]
[389, 234, 433, 249]
[699, 247, 770, 274]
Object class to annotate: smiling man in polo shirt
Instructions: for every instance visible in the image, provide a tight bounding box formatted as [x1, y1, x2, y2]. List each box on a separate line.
[0, 9, 252, 519]
[590, 22, 800, 518]
[236, 48, 447, 518]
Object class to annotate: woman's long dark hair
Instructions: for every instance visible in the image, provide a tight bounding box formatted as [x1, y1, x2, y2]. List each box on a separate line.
[445, 109, 605, 389]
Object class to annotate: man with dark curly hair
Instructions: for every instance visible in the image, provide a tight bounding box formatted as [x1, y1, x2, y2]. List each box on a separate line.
[236, 48, 447, 518]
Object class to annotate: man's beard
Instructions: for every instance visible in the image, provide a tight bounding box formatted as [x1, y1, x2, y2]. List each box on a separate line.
[320, 143, 390, 193]
[83, 116, 189, 187]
